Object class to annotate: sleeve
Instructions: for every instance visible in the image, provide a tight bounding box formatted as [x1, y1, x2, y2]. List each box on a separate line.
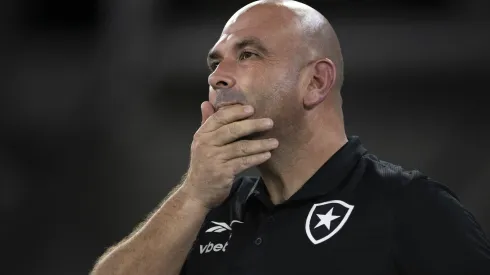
[394, 179, 490, 275]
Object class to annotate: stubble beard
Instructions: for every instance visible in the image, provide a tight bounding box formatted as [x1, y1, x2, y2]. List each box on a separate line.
[239, 67, 301, 143]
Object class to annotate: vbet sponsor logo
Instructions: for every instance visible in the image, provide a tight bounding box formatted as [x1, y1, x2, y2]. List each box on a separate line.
[199, 241, 229, 254]
[199, 220, 243, 254]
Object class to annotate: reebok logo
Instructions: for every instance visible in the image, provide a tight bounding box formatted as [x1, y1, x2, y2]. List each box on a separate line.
[205, 220, 243, 233]
[199, 241, 229, 254]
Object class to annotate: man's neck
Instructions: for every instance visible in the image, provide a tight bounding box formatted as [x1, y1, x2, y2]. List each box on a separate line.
[257, 124, 347, 205]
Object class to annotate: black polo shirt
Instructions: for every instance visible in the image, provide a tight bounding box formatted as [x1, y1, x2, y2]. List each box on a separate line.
[181, 136, 490, 275]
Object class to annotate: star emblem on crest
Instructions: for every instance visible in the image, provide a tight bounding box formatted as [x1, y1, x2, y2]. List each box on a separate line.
[305, 200, 354, 245]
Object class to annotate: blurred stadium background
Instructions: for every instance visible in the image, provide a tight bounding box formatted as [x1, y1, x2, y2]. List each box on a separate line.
[1, 0, 489, 274]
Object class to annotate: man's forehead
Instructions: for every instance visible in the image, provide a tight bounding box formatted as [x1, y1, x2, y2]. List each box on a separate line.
[213, 31, 265, 49]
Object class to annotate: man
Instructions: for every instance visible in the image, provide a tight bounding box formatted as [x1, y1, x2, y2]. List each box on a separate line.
[91, 1, 490, 274]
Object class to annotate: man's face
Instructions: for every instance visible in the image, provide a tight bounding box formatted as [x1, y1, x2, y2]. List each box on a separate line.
[207, 5, 305, 138]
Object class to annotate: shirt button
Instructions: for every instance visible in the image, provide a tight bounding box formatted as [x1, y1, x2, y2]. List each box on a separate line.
[254, 237, 263, 246]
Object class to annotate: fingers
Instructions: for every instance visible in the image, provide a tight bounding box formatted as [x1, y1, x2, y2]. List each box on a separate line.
[221, 138, 279, 160]
[208, 88, 217, 108]
[201, 101, 215, 125]
[227, 152, 272, 174]
[200, 104, 254, 133]
[210, 118, 273, 145]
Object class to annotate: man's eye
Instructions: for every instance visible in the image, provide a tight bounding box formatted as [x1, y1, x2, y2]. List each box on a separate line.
[210, 61, 220, 70]
[239, 51, 256, 60]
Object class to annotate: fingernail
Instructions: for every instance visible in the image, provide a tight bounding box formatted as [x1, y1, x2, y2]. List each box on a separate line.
[264, 119, 273, 126]
[244, 106, 254, 113]
[269, 139, 279, 146]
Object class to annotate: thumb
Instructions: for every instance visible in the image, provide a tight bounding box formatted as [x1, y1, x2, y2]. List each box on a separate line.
[201, 101, 215, 125]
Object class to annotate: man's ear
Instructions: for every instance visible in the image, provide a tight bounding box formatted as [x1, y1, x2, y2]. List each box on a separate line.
[303, 58, 336, 109]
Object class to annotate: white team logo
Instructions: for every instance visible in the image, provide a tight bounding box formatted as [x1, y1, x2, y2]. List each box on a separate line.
[205, 220, 244, 233]
[305, 200, 354, 245]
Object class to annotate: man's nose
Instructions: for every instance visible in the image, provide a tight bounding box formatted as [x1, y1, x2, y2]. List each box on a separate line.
[208, 63, 236, 90]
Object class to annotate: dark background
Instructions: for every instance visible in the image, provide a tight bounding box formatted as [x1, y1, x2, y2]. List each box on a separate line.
[1, 0, 489, 274]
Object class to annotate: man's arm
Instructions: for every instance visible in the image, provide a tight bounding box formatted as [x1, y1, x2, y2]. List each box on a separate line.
[91, 184, 209, 275]
[90, 103, 278, 275]
[394, 179, 490, 274]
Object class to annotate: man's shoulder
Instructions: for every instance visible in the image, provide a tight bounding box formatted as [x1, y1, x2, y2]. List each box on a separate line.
[361, 153, 425, 184]
[358, 157, 490, 272]
[359, 152, 460, 204]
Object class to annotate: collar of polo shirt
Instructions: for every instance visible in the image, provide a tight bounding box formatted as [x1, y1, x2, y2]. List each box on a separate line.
[244, 136, 367, 209]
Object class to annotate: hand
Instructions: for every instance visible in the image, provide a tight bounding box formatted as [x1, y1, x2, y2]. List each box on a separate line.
[181, 102, 278, 209]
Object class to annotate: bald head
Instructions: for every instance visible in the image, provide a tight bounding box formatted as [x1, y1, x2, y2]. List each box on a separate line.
[223, 0, 344, 90]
